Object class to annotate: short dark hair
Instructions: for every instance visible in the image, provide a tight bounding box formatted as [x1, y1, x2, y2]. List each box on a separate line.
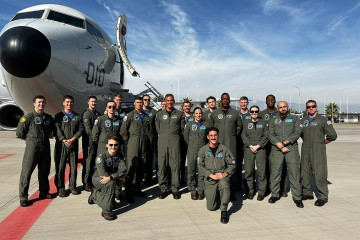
[221, 93, 230, 99]
[142, 94, 150, 99]
[88, 95, 97, 100]
[106, 100, 115, 105]
[193, 107, 202, 113]
[107, 136, 119, 143]
[207, 126, 219, 135]
[33, 95, 46, 103]
[165, 93, 174, 99]
[306, 100, 317, 106]
[249, 105, 260, 112]
[114, 94, 122, 99]
[206, 96, 216, 103]
[266, 94, 276, 101]
[63, 95, 74, 102]
[134, 96, 143, 101]
[240, 96, 248, 101]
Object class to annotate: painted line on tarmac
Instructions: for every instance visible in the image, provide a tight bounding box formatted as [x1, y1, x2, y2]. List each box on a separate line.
[0, 154, 14, 160]
[0, 152, 83, 240]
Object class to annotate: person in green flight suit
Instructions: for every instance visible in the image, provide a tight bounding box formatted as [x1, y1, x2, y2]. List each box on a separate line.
[92, 100, 122, 157]
[268, 101, 303, 208]
[120, 97, 152, 203]
[54, 95, 84, 197]
[155, 94, 185, 200]
[184, 107, 209, 200]
[88, 136, 127, 221]
[16, 95, 55, 207]
[210, 93, 242, 201]
[198, 127, 236, 224]
[300, 100, 337, 207]
[81, 96, 101, 191]
[241, 105, 268, 201]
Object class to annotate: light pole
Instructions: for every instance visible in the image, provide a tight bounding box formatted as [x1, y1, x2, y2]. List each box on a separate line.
[295, 86, 300, 114]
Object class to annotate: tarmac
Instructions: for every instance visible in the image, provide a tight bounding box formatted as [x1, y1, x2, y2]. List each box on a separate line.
[0, 124, 359, 240]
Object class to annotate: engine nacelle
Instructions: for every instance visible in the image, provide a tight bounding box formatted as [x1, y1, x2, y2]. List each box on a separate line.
[0, 101, 23, 131]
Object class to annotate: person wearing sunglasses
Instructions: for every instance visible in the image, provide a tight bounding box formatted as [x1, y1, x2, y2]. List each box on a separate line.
[120, 97, 152, 203]
[81, 96, 101, 192]
[92, 100, 122, 160]
[88, 136, 127, 220]
[268, 101, 304, 208]
[241, 105, 268, 201]
[54, 95, 84, 197]
[142, 94, 158, 186]
[300, 100, 337, 207]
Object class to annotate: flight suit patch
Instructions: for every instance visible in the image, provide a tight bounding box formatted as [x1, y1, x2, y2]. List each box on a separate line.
[192, 124, 197, 131]
[226, 115, 232, 119]
[275, 118, 281, 124]
[34, 117, 41, 124]
[96, 157, 102, 164]
[163, 115, 168, 120]
[310, 121, 317, 126]
[106, 158, 112, 166]
[171, 115, 177, 119]
[205, 151, 211, 158]
[285, 119, 293, 122]
[134, 115, 139, 120]
[20, 117, 26, 123]
[265, 114, 269, 120]
[245, 116, 251, 119]
[327, 121, 332, 125]
[63, 116, 69, 122]
[113, 122, 119, 126]
[94, 119, 99, 126]
[123, 116, 127, 121]
[200, 126, 206, 130]
[248, 123, 253, 129]
[218, 114, 223, 119]
[303, 120, 309, 127]
[84, 118, 89, 123]
[257, 124, 263, 128]
[72, 117, 78, 121]
[105, 120, 111, 127]
[44, 121, 50, 126]
[216, 153, 223, 158]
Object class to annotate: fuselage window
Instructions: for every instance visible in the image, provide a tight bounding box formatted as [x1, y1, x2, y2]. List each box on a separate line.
[47, 10, 84, 29]
[11, 10, 44, 21]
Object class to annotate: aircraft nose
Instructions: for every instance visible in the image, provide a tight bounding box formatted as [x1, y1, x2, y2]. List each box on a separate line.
[0, 26, 51, 78]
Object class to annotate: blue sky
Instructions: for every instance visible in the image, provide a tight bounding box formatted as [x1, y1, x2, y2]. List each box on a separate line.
[1, 0, 360, 110]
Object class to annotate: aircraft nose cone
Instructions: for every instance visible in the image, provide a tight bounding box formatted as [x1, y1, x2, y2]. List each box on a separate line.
[0, 26, 51, 78]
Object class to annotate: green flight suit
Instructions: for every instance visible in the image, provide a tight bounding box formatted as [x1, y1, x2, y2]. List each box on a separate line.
[198, 144, 236, 211]
[155, 109, 185, 193]
[203, 109, 213, 124]
[210, 108, 242, 191]
[92, 115, 122, 156]
[268, 114, 302, 200]
[180, 113, 194, 184]
[184, 120, 209, 194]
[259, 110, 288, 192]
[81, 108, 101, 187]
[300, 115, 337, 201]
[54, 111, 84, 191]
[16, 112, 55, 201]
[143, 107, 158, 183]
[241, 118, 268, 195]
[237, 112, 251, 190]
[92, 151, 127, 213]
[120, 110, 152, 196]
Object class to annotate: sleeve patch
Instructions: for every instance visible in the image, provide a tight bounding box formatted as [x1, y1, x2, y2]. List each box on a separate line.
[20, 117, 26, 123]
[96, 157, 102, 164]
[327, 121, 332, 125]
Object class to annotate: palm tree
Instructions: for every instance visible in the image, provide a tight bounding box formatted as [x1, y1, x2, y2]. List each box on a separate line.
[325, 102, 339, 122]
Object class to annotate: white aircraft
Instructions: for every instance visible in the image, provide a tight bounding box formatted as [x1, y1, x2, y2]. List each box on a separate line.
[0, 4, 139, 130]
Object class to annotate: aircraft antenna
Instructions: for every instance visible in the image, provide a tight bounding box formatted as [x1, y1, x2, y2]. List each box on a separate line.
[116, 14, 139, 77]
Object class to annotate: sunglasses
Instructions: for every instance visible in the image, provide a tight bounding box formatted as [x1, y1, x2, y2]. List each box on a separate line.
[108, 144, 119, 147]
[306, 105, 317, 109]
[108, 106, 116, 109]
[143, 99, 150, 101]
[250, 111, 259, 113]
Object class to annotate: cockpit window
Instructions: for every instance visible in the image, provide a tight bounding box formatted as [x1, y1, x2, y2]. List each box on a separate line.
[86, 21, 105, 43]
[11, 10, 44, 21]
[47, 10, 84, 29]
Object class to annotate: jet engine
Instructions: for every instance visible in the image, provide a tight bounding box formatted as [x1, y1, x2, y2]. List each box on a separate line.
[0, 100, 23, 130]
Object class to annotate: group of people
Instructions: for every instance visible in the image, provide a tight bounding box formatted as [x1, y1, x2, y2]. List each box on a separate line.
[16, 92, 337, 224]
